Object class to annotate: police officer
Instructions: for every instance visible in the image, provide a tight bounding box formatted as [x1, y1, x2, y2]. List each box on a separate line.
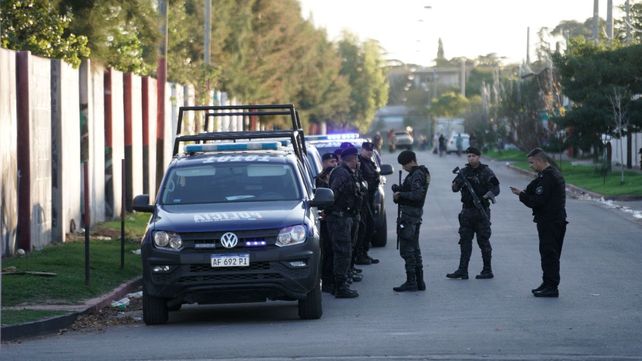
[326, 146, 361, 298]
[354, 142, 380, 265]
[317, 153, 338, 293]
[510, 148, 567, 298]
[447, 147, 500, 280]
[392, 150, 430, 292]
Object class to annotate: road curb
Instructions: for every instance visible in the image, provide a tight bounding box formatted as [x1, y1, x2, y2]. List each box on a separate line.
[1, 277, 142, 342]
[505, 164, 642, 201]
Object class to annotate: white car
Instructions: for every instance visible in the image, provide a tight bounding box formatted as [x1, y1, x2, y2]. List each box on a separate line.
[393, 131, 414, 150]
[447, 133, 470, 154]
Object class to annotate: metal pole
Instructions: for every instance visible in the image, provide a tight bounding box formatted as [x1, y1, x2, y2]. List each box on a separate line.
[156, 0, 168, 191]
[593, 0, 600, 44]
[607, 0, 613, 42]
[204, 0, 212, 110]
[526, 27, 530, 64]
[84, 161, 90, 286]
[121, 158, 126, 269]
[626, 0, 631, 44]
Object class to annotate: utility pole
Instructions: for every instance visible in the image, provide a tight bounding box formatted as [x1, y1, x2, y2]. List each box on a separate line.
[607, 0, 613, 42]
[593, 0, 600, 44]
[459, 58, 465, 97]
[204, 0, 211, 98]
[526, 27, 530, 64]
[156, 0, 168, 191]
[626, 0, 632, 44]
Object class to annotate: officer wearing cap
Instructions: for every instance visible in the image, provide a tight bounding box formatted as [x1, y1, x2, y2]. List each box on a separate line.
[354, 142, 380, 265]
[316, 153, 338, 189]
[326, 146, 360, 298]
[447, 146, 500, 280]
[316, 153, 339, 293]
[510, 148, 567, 297]
[392, 150, 430, 292]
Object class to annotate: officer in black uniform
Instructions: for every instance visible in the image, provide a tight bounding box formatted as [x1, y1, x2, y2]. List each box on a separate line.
[316, 153, 338, 293]
[392, 150, 430, 292]
[354, 142, 380, 265]
[326, 146, 360, 298]
[447, 147, 500, 280]
[511, 148, 567, 298]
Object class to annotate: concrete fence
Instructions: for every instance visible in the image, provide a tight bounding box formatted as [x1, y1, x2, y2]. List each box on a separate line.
[0, 49, 242, 256]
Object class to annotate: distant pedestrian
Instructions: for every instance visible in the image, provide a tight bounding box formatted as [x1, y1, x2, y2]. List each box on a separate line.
[392, 150, 430, 292]
[438, 134, 446, 157]
[510, 148, 568, 298]
[455, 133, 463, 156]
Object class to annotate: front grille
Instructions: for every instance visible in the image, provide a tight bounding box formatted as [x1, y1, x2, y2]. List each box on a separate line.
[189, 262, 271, 273]
[181, 230, 279, 249]
[177, 273, 283, 283]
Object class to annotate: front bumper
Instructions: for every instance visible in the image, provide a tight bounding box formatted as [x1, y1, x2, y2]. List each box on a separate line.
[142, 242, 320, 304]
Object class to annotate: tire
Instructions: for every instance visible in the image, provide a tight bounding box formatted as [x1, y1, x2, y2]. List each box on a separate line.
[143, 290, 169, 325]
[298, 280, 322, 320]
[371, 209, 387, 247]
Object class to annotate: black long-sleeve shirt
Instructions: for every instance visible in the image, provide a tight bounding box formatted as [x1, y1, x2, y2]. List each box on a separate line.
[519, 166, 567, 223]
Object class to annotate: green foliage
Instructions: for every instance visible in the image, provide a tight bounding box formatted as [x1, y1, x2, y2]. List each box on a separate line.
[430, 91, 469, 117]
[553, 40, 642, 151]
[336, 33, 389, 132]
[615, 0, 642, 44]
[2, 310, 70, 326]
[0, 0, 90, 67]
[59, 0, 159, 75]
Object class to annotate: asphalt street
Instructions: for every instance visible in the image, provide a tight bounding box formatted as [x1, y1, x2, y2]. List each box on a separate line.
[3, 150, 642, 361]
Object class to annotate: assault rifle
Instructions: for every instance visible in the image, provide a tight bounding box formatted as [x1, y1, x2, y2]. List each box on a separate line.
[452, 166, 495, 224]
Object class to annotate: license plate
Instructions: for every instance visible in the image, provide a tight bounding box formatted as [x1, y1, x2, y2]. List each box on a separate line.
[211, 254, 250, 268]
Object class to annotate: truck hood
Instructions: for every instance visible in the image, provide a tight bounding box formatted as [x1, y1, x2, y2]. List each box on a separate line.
[151, 201, 307, 233]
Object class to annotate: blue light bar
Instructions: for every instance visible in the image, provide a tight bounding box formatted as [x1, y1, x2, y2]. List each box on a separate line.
[245, 240, 267, 247]
[306, 133, 360, 141]
[185, 142, 281, 153]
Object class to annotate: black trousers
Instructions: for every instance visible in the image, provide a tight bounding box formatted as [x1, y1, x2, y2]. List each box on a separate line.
[398, 216, 423, 273]
[326, 214, 354, 283]
[458, 207, 492, 268]
[320, 220, 333, 284]
[355, 201, 374, 255]
[536, 221, 567, 288]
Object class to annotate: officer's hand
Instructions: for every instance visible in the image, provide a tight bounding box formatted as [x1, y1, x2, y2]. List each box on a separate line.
[393, 192, 400, 201]
[391, 184, 400, 192]
[509, 186, 522, 195]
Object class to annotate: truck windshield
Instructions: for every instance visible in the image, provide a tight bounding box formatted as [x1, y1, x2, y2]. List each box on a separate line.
[160, 162, 301, 204]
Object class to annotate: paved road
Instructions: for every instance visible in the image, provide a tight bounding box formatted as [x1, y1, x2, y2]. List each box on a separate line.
[3, 151, 642, 361]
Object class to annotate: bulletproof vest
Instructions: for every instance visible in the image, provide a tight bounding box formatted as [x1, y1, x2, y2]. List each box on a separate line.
[328, 164, 359, 213]
[398, 165, 430, 209]
[458, 164, 493, 208]
[359, 155, 380, 195]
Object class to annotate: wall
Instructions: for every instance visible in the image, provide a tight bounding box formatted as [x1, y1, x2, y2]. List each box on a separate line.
[51, 59, 81, 242]
[0, 48, 18, 255]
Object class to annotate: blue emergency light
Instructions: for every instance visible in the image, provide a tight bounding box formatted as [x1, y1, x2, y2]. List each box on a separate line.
[306, 133, 360, 141]
[185, 141, 281, 153]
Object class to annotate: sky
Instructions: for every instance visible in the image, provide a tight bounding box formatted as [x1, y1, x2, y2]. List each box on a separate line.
[299, 0, 626, 66]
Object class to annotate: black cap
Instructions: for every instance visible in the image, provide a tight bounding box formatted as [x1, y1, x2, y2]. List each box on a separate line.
[339, 142, 354, 149]
[333, 148, 343, 156]
[322, 152, 338, 161]
[361, 141, 374, 151]
[397, 150, 416, 165]
[465, 147, 481, 156]
[340, 146, 358, 158]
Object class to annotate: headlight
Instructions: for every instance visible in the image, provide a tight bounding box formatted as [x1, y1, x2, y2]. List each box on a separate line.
[276, 225, 307, 247]
[153, 231, 182, 250]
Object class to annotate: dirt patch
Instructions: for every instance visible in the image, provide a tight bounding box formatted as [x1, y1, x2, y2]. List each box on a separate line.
[60, 289, 143, 334]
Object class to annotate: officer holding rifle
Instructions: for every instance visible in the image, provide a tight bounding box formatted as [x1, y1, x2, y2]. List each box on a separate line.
[447, 147, 500, 281]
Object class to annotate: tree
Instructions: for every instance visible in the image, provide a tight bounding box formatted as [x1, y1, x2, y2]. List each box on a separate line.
[59, 0, 159, 74]
[336, 32, 389, 132]
[0, 0, 90, 67]
[430, 91, 469, 117]
[615, 0, 642, 44]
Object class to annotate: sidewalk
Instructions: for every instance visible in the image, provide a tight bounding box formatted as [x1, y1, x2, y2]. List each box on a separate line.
[1, 277, 141, 341]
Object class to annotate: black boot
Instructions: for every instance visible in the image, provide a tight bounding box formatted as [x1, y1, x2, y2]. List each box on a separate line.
[476, 251, 494, 279]
[447, 247, 470, 279]
[354, 253, 372, 265]
[334, 277, 359, 298]
[416, 267, 426, 291]
[393, 272, 418, 292]
[531, 282, 546, 294]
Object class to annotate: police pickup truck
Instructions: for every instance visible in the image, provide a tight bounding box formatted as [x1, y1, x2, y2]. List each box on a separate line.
[133, 104, 333, 324]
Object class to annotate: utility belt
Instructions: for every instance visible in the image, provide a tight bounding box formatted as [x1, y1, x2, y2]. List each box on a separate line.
[462, 203, 489, 210]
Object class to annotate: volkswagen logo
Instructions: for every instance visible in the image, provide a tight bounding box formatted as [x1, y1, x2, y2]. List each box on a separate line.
[220, 232, 239, 249]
